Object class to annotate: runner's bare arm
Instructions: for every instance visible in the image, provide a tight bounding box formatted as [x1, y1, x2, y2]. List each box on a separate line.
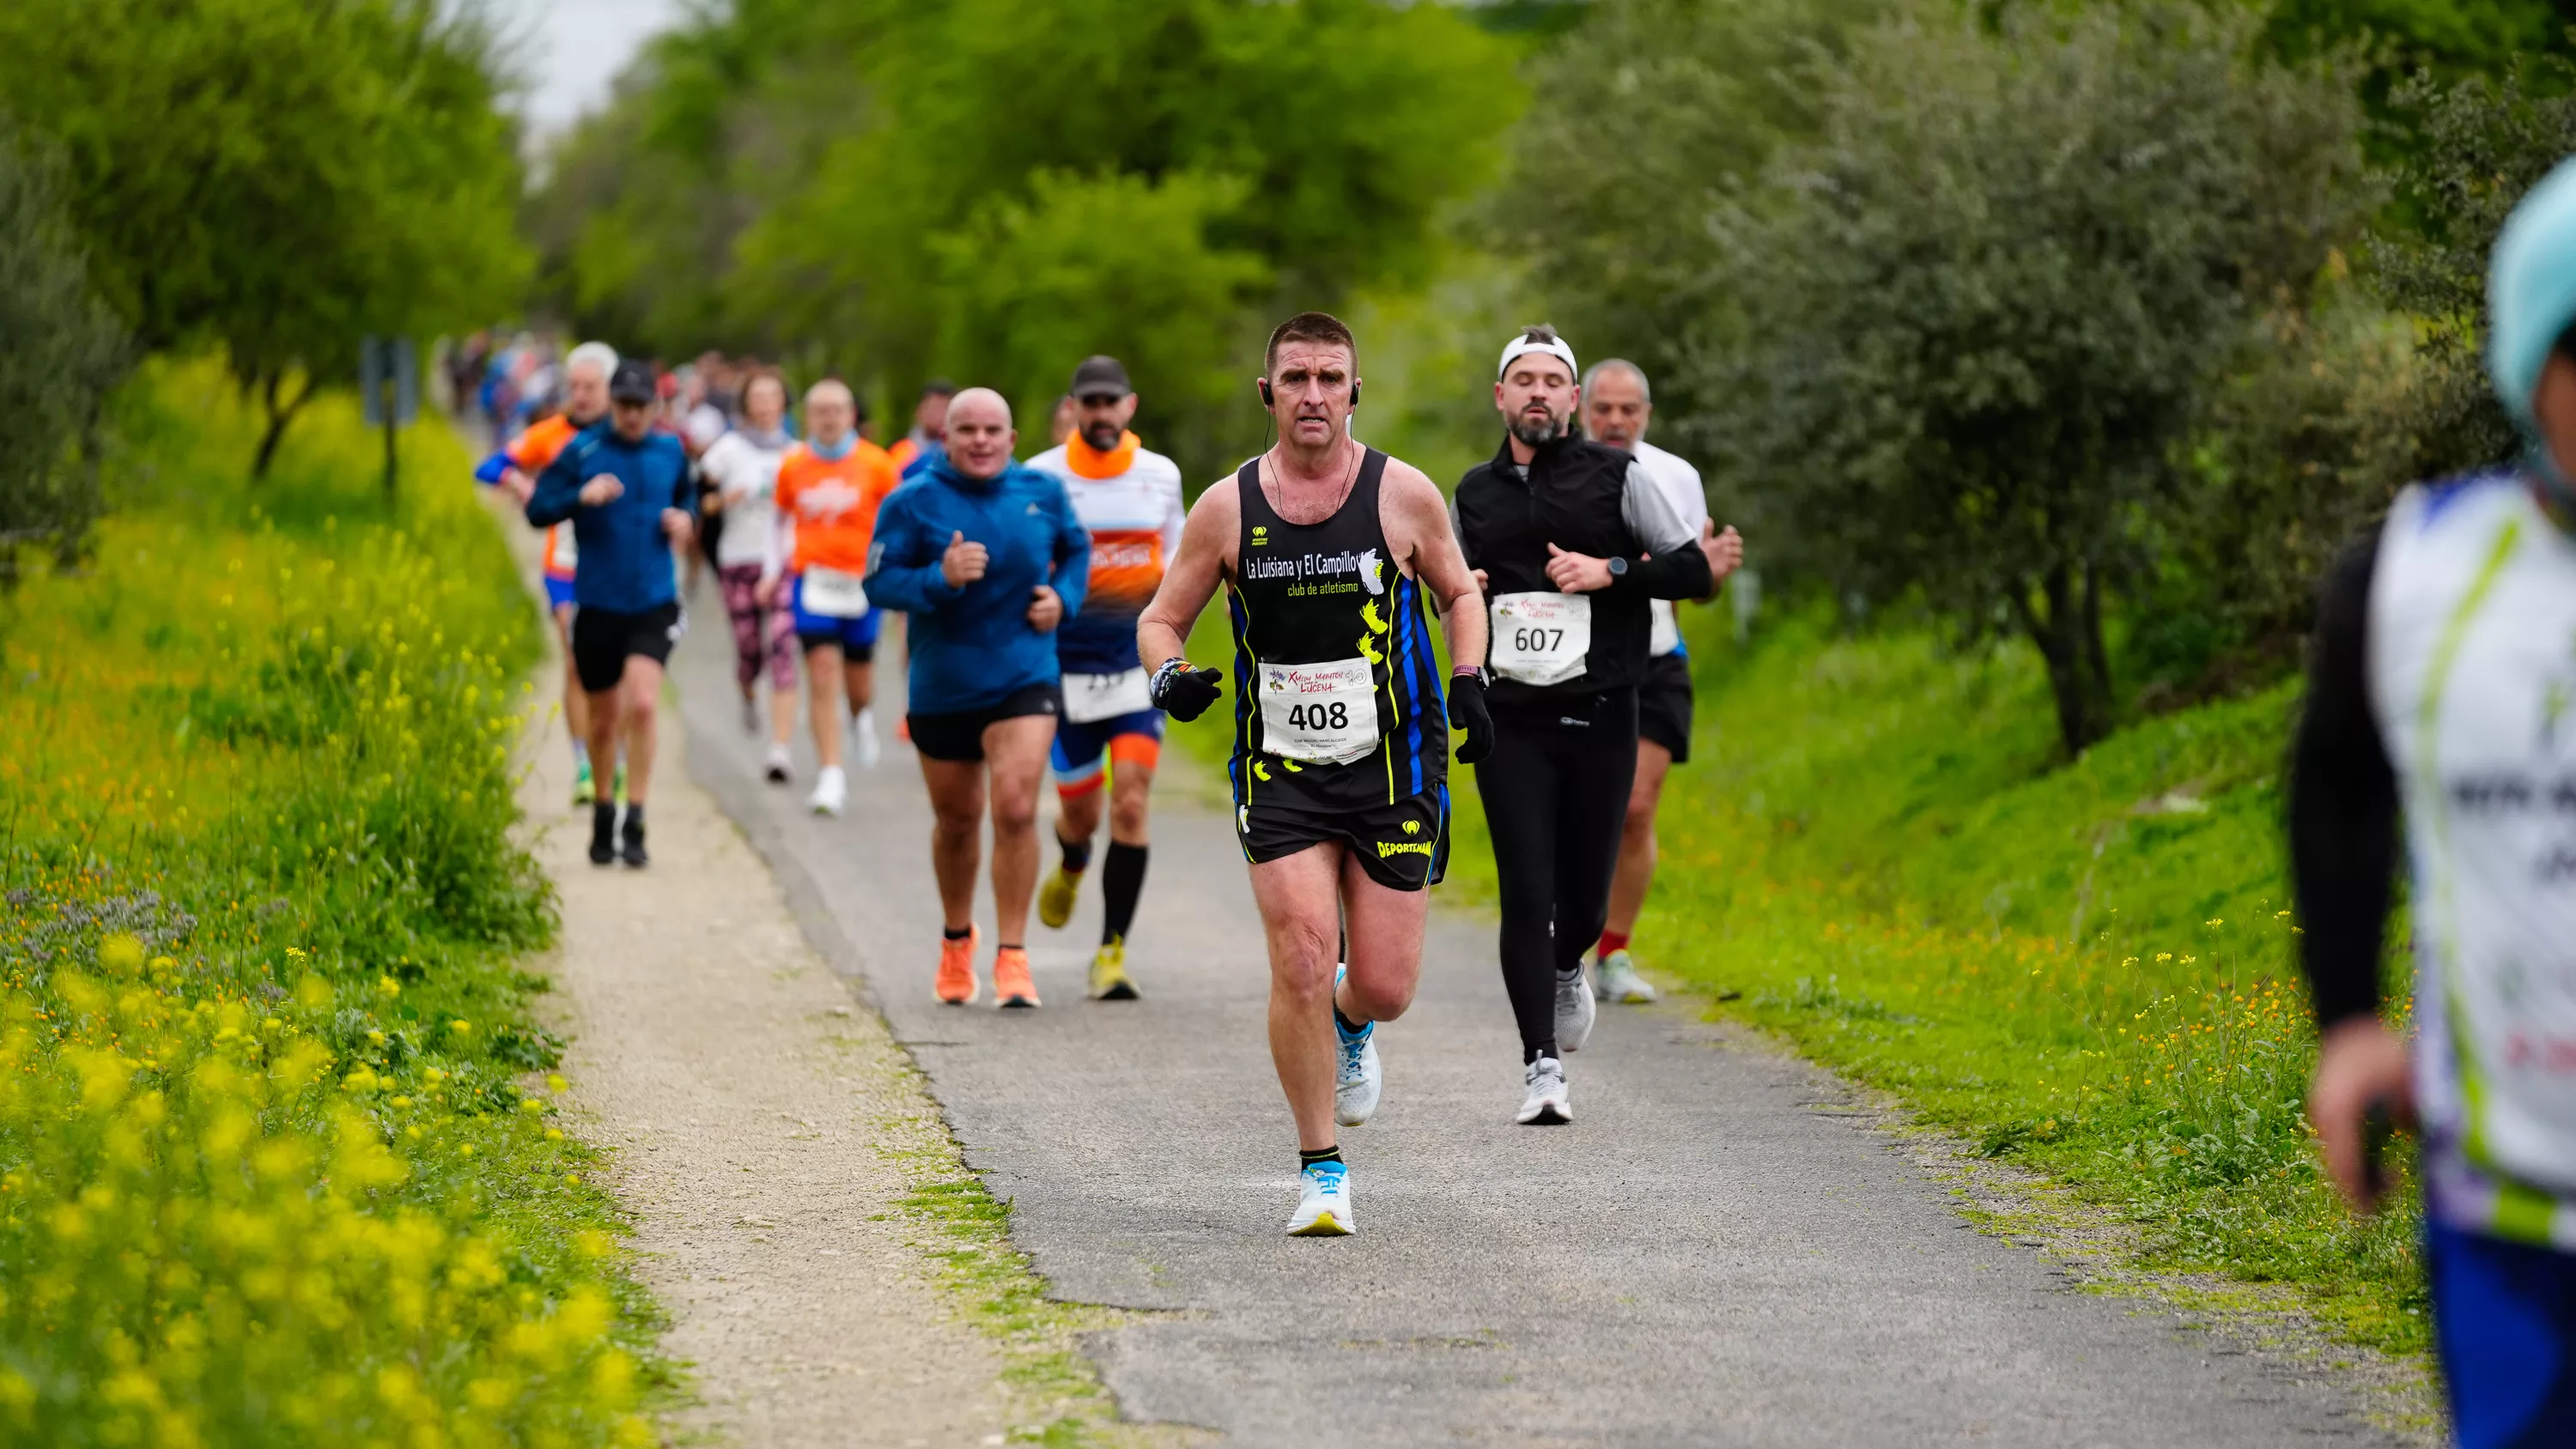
[1137, 475, 1241, 670]
[1380, 461, 1486, 671]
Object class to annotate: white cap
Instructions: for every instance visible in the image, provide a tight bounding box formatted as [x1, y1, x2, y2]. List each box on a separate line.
[1497, 330, 1578, 380]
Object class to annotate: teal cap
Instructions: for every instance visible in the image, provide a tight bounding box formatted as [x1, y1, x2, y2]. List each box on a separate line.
[2488, 155, 2576, 431]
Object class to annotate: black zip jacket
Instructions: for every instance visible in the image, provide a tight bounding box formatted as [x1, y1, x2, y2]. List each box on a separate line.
[1454, 433, 1711, 705]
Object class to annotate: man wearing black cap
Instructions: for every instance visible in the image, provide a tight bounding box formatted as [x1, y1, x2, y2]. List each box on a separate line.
[1023, 355, 1187, 999]
[527, 356, 697, 868]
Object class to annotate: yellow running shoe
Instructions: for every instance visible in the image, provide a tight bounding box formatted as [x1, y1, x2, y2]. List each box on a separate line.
[1088, 938, 1139, 1001]
[1037, 866, 1082, 930]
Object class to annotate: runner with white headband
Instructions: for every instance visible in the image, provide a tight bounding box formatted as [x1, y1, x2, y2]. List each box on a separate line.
[1452, 325, 1712, 1125]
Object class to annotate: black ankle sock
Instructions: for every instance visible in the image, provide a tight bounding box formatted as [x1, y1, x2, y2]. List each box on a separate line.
[1556, 963, 1583, 983]
[622, 803, 645, 834]
[1101, 841, 1147, 945]
[1057, 833, 1092, 875]
[1334, 1007, 1366, 1036]
[942, 925, 972, 942]
[998, 943, 1023, 953]
[1299, 1146, 1343, 1168]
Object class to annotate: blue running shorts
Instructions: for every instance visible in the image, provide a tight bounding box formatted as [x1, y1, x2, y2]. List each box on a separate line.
[2431, 1216, 2576, 1448]
[1049, 708, 1164, 790]
[792, 574, 883, 659]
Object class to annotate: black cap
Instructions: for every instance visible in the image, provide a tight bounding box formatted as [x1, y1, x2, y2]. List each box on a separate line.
[1068, 355, 1132, 401]
[609, 358, 658, 404]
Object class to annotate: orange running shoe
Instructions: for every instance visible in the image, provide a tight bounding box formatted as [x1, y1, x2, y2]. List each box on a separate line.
[993, 945, 1040, 1009]
[936, 927, 980, 1005]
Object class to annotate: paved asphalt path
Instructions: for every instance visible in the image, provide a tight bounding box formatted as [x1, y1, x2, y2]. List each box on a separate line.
[669, 615, 2391, 1448]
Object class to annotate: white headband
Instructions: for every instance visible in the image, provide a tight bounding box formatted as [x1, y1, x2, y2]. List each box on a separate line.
[1497, 333, 1578, 380]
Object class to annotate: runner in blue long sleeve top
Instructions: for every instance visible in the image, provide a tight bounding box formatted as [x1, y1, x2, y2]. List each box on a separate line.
[865, 388, 1089, 1009]
[523, 358, 696, 870]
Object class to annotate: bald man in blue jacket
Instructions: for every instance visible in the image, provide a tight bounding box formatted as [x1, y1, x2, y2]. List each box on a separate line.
[867, 387, 1090, 1008]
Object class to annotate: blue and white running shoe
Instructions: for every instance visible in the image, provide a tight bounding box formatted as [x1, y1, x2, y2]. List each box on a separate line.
[1334, 963, 1382, 1126]
[1288, 1159, 1355, 1236]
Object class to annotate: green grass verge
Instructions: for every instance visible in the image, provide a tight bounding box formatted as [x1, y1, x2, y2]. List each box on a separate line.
[1165, 591, 2424, 1358]
[0, 360, 668, 1446]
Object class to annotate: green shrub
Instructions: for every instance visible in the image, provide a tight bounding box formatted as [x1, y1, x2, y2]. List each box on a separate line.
[0, 359, 663, 1446]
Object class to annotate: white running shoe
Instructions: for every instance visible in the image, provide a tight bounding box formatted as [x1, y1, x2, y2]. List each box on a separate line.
[1554, 967, 1596, 1053]
[1335, 1024, 1382, 1127]
[1595, 949, 1658, 1004]
[1287, 1159, 1355, 1236]
[806, 765, 848, 816]
[763, 743, 793, 785]
[852, 706, 883, 769]
[1516, 1055, 1571, 1125]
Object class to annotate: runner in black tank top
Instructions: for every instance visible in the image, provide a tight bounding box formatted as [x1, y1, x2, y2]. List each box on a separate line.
[1227, 448, 1449, 846]
[1137, 312, 1492, 1238]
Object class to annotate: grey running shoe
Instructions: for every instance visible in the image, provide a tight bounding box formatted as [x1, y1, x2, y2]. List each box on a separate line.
[1554, 966, 1596, 1052]
[1595, 949, 1659, 1004]
[1516, 1055, 1571, 1125]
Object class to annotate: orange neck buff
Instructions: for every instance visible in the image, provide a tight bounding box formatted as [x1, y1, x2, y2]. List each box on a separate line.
[1066, 429, 1140, 480]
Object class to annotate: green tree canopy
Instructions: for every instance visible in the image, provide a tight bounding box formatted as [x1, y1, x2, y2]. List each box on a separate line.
[1693, 1, 2370, 755]
[532, 0, 1520, 478]
[0, 0, 529, 475]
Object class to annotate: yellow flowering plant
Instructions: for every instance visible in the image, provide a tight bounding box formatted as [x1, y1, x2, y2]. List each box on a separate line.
[0, 361, 663, 1446]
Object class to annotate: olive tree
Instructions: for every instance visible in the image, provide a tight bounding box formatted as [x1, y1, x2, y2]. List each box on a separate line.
[0, 130, 129, 591]
[1695, 1, 2367, 755]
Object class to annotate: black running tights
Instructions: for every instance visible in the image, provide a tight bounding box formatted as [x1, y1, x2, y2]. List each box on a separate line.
[1472, 688, 1638, 1061]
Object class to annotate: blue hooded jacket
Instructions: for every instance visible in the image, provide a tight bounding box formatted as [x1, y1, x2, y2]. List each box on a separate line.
[525, 423, 692, 613]
[866, 453, 1091, 714]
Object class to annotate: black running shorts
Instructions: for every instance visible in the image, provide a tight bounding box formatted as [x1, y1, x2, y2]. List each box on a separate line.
[1637, 652, 1693, 763]
[571, 601, 683, 694]
[908, 682, 1060, 763]
[1236, 787, 1449, 892]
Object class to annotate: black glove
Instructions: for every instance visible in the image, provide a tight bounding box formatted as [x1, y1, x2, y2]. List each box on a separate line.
[1150, 658, 1224, 722]
[1448, 669, 1494, 764]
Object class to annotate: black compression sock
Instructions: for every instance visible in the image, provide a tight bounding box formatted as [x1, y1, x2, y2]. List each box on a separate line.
[1101, 841, 1147, 945]
[1299, 1146, 1344, 1169]
[943, 925, 972, 942]
[1057, 833, 1093, 875]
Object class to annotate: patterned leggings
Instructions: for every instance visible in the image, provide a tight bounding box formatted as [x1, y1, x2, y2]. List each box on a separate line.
[717, 563, 798, 692]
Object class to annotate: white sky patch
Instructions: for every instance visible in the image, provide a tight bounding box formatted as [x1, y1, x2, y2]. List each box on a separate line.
[494, 0, 693, 155]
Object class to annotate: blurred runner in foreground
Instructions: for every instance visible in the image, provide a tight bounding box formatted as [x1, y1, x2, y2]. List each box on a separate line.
[2292, 157, 2576, 1449]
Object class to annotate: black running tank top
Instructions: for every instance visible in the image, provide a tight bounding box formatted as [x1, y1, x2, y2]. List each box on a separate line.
[1227, 448, 1447, 811]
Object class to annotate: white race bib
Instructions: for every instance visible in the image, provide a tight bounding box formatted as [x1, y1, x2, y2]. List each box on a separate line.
[800, 565, 871, 619]
[1490, 592, 1592, 687]
[1258, 658, 1379, 764]
[1649, 599, 1680, 657]
[1063, 668, 1152, 724]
